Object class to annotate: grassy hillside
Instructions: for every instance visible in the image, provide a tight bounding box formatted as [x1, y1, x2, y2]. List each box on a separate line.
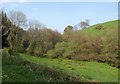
[2, 48, 118, 82]
[2, 49, 51, 82]
[79, 20, 118, 36]
[20, 53, 118, 82]
[2, 49, 83, 82]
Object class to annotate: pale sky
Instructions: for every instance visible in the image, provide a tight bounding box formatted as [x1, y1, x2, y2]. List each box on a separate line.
[1, 2, 118, 33]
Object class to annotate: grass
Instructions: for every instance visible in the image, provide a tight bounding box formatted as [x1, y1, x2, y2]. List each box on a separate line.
[3, 50, 118, 82]
[2, 53, 53, 82]
[2, 49, 84, 82]
[79, 20, 118, 37]
[19, 53, 118, 82]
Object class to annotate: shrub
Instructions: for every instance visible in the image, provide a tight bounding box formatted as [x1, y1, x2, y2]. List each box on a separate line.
[46, 48, 64, 58]
[104, 54, 118, 67]
[2, 48, 10, 57]
[27, 41, 36, 55]
[46, 42, 68, 58]
[34, 45, 43, 56]
[63, 51, 75, 59]
[46, 50, 56, 58]
[95, 24, 104, 30]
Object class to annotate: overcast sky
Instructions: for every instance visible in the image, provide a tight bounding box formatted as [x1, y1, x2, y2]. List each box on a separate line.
[1, 2, 118, 33]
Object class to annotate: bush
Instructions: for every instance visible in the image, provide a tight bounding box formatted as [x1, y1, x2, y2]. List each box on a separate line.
[46, 42, 68, 58]
[46, 48, 64, 58]
[2, 48, 10, 57]
[95, 24, 104, 30]
[27, 42, 36, 55]
[63, 51, 75, 59]
[46, 50, 56, 58]
[62, 41, 79, 59]
[104, 54, 118, 67]
[34, 45, 43, 56]
[8, 49, 14, 55]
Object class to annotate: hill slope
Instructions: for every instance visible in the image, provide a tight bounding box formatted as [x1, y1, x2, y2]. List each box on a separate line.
[79, 20, 118, 37]
[2, 48, 118, 82]
[19, 53, 118, 82]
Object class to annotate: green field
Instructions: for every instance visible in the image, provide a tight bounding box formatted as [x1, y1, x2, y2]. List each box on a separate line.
[3, 50, 118, 82]
[2, 52, 71, 82]
[19, 53, 118, 82]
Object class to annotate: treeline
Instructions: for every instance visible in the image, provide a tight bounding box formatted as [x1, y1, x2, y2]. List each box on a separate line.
[1, 10, 119, 68]
[47, 25, 118, 67]
[1, 11, 62, 54]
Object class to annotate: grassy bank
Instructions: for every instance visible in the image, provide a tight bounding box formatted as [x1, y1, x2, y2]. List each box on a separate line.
[2, 49, 84, 82]
[2, 48, 118, 82]
[19, 53, 118, 82]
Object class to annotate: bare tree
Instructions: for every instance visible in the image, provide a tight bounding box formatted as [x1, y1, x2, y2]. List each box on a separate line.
[8, 10, 27, 27]
[28, 19, 46, 30]
[74, 24, 80, 30]
[74, 19, 90, 30]
[80, 19, 90, 29]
